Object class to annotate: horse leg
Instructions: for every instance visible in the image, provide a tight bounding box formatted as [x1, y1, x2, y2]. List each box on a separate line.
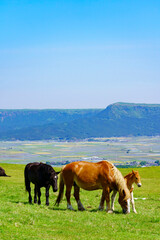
[65, 184, 74, 210]
[131, 191, 137, 213]
[37, 187, 41, 205]
[45, 185, 50, 206]
[74, 183, 85, 211]
[25, 167, 32, 204]
[104, 187, 113, 213]
[111, 190, 117, 211]
[26, 181, 32, 204]
[34, 185, 37, 204]
[99, 190, 105, 210]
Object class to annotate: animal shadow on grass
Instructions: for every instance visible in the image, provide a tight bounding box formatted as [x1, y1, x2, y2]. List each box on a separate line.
[11, 201, 123, 214]
[50, 206, 122, 214]
[89, 209, 122, 214]
[49, 206, 68, 211]
[12, 200, 33, 205]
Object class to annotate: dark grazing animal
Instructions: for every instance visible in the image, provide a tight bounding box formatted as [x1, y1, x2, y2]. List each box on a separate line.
[0, 166, 10, 177]
[55, 161, 131, 214]
[24, 162, 60, 206]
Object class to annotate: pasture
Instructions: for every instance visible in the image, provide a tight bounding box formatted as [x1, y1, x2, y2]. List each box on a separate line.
[0, 163, 160, 240]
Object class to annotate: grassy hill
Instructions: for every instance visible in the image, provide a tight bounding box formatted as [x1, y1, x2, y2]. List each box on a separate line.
[0, 163, 159, 240]
[1, 102, 160, 140]
[0, 109, 101, 132]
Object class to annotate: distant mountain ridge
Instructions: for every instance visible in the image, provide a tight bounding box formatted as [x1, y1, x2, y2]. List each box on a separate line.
[99, 102, 160, 119]
[0, 102, 160, 140]
[0, 109, 101, 132]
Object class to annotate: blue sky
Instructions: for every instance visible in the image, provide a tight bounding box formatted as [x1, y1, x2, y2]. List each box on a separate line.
[0, 0, 160, 109]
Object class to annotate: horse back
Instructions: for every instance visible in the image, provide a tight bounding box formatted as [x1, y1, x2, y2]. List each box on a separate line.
[25, 162, 56, 187]
[25, 162, 46, 186]
[61, 161, 116, 190]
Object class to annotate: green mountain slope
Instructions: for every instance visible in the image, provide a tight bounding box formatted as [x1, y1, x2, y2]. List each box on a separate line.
[0, 109, 101, 132]
[1, 103, 160, 140]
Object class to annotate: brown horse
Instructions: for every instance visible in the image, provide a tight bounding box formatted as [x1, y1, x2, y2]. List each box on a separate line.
[110, 170, 141, 213]
[55, 161, 131, 213]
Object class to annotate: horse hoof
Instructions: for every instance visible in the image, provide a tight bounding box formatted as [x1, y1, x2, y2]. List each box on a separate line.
[68, 208, 75, 211]
[78, 207, 85, 211]
[99, 205, 104, 211]
[107, 210, 113, 214]
[99, 208, 104, 211]
[67, 204, 75, 211]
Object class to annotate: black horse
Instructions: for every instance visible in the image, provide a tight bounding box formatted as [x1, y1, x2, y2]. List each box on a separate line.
[24, 162, 60, 206]
[0, 166, 10, 177]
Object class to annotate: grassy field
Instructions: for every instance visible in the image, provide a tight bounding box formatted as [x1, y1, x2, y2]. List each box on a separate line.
[0, 163, 160, 240]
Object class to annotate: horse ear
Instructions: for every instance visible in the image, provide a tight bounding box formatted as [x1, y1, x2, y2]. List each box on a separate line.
[132, 170, 135, 174]
[56, 171, 61, 175]
[123, 189, 126, 196]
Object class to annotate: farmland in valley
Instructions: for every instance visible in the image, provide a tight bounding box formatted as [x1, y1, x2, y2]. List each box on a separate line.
[0, 136, 160, 166]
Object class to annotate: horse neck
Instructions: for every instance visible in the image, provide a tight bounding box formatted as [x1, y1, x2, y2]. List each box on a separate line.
[118, 183, 130, 200]
[113, 167, 130, 199]
[124, 173, 134, 190]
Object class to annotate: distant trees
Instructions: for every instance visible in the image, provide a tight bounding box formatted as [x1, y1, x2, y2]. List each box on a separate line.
[155, 160, 160, 166]
[140, 161, 147, 166]
[140, 160, 160, 166]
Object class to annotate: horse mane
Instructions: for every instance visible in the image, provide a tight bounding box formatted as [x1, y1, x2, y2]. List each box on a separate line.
[40, 163, 56, 175]
[111, 163, 130, 199]
[124, 172, 132, 179]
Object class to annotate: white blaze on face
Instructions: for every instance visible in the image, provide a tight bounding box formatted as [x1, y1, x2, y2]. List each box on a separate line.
[127, 198, 130, 213]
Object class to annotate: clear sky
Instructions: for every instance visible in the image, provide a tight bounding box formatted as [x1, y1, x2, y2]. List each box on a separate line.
[0, 0, 160, 109]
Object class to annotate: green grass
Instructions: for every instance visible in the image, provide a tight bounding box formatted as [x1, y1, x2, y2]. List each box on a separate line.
[0, 164, 160, 240]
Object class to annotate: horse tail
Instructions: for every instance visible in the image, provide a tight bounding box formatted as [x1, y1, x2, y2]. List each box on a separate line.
[55, 171, 64, 206]
[24, 165, 30, 192]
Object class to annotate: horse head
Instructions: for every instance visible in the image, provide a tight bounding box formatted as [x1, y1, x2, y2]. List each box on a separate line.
[132, 170, 142, 187]
[118, 189, 130, 214]
[50, 170, 60, 192]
